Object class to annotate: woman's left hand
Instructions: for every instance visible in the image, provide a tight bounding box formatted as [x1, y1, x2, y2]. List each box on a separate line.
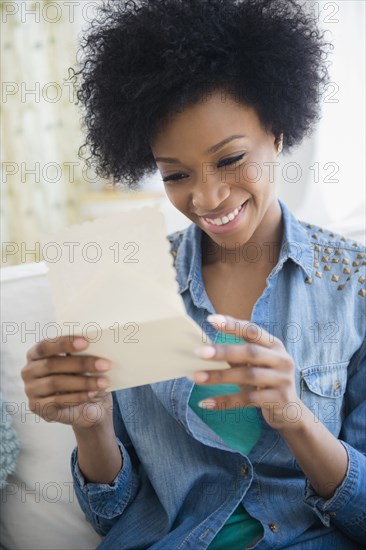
[191, 314, 302, 432]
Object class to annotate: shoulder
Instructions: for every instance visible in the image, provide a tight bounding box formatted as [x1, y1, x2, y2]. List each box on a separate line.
[297, 219, 366, 298]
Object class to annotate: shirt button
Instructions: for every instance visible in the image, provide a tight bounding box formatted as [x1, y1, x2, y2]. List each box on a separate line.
[333, 381, 341, 391]
[199, 528, 210, 540]
[240, 465, 248, 478]
[269, 523, 279, 532]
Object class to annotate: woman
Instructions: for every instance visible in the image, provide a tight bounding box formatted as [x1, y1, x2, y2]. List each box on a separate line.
[22, 0, 366, 548]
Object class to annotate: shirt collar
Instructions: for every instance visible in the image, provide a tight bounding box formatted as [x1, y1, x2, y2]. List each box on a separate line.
[173, 198, 314, 294]
[174, 222, 202, 294]
[275, 198, 314, 278]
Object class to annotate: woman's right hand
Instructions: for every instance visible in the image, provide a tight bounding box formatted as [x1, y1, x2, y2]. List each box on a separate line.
[21, 336, 113, 429]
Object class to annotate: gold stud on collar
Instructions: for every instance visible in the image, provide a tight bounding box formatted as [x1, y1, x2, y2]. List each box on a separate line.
[324, 265, 331, 271]
[305, 277, 313, 284]
[332, 258, 339, 263]
[357, 253, 365, 259]
[321, 256, 329, 262]
[315, 271, 322, 278]
[352, 261, 360, 267]
[343, 268, 351, 275]
[359, 289, 366, 297]
[337, 284, 345, 290]
[342, 258, 350, 265]
[314, 262, 320, 268]
[331, 275, 339, 282]
[359, 275, 366, 284]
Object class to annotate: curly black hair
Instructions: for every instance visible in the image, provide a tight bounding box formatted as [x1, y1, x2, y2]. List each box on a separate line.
[71, 0, 333, 188]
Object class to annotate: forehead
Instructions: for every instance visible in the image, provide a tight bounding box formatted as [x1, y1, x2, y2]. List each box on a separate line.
[150, 91, 264, 154]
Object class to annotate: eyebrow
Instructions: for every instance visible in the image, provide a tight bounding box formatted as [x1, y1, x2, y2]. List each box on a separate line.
[154, 134, 247, 164]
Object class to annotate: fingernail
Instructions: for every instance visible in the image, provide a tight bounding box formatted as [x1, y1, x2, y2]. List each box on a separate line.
[194, 346, 216, 359]
[95, 359, 111, 371]
[207, 314, 227, 326]
[97, 377, 109, 389]
[192, 371, 209, 383]
[73, 338, 89, 350]
[88, 391, 98, 398]
[198, 399, 217, 409]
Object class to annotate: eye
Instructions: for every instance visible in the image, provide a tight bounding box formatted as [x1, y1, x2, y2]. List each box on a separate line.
[162, 153, 246, 183]
[162, 173, 187, 183]
[217, 153, 245, 168]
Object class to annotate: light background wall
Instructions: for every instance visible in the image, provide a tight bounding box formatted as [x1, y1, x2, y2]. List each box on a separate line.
[1, 0, 365, 267]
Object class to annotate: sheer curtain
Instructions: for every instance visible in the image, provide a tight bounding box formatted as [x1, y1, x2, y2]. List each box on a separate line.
[276, 0, 365, 242]
[1, 1, 91, 266]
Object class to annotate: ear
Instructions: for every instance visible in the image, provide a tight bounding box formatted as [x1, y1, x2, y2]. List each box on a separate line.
[275, 133, 284, 153]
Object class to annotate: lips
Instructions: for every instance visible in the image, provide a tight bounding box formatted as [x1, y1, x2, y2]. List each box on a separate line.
[198, 201, 245, 219]
[203, 203, 244, 226]
[199, 199, 249, 234]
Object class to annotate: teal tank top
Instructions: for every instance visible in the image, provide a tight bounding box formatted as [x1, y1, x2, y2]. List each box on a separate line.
[188, 331, 264, 549]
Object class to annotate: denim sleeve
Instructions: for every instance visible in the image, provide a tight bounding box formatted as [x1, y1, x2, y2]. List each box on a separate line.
[71, 437, 140, 536]
[303, 337, 366, 545]
[70, 391, 141, 536]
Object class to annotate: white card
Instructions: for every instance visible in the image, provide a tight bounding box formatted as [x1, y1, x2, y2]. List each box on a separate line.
[42, 204, 229, 390]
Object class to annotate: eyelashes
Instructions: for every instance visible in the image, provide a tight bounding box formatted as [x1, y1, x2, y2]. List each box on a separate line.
[218, 153, 246, 168]
[162, 153, 246, 183]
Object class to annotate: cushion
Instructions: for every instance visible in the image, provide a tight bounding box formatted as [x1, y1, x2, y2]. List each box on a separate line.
[0, 262, 101, 549]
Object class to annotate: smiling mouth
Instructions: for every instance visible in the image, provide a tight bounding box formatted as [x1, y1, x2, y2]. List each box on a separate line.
[202, 202, 246, 226]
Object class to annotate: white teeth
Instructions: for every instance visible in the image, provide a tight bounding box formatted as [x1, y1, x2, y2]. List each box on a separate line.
[204, 203, 243, 226]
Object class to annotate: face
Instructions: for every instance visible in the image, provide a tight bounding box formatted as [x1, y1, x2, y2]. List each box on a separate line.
[150, 91, 282, 254]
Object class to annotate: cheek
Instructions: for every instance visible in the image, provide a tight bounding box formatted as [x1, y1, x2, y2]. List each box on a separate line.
[240, 151, 278, 191]
[237, 162, 262, 193]
[164, 186, 187, 211]
[244, 163, 262, 183]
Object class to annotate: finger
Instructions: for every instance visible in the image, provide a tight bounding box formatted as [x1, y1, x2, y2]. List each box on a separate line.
[207, 314, 280, 348]
[29, 393, 104, 419]
[25, 354, 111, 379]
[195, 342, 284, 368]
[27, 335, 90, 362]
[27, 374, 110, 398]
[191, 365, 283, 388]
[197, 388, 281, 410]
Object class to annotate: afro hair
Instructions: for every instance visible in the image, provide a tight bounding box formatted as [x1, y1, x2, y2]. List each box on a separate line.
[71, 0, 333, 188]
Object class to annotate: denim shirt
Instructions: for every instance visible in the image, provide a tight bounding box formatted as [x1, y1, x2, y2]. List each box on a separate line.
[71, 199, 366, 549]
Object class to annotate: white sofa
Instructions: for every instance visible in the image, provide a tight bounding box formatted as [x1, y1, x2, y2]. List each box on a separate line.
[0, 261, 102, 549]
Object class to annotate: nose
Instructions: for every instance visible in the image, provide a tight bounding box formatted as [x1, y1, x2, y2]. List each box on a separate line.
[191, 176, 230, 212]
